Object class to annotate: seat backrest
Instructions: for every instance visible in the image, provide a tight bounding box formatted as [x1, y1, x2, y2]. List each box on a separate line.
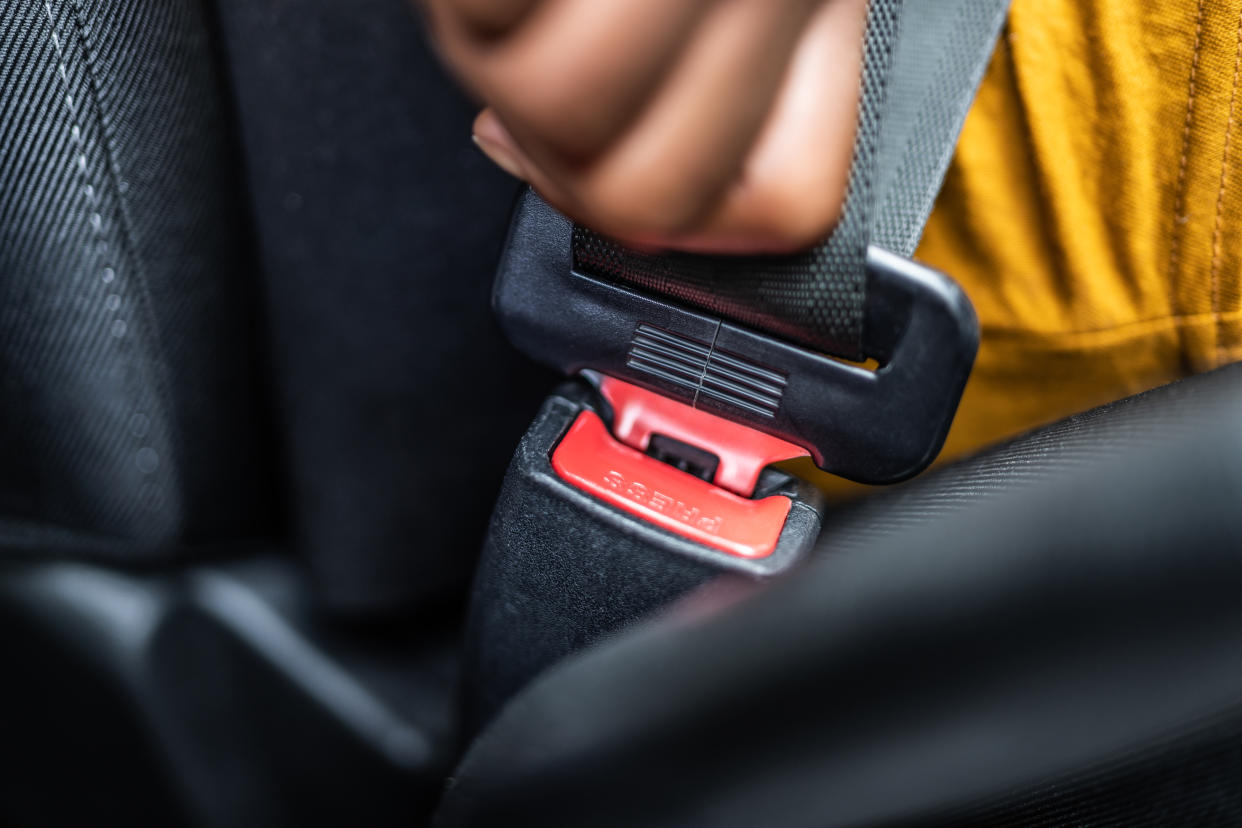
[0, 0, 275, 553]
[210, 0, 553, 611]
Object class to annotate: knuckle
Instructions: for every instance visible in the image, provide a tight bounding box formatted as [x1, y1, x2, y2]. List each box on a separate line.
[437, 0, 535, 38]
[582, 164, 718, 237]
[751, 165, 847, 249]
[481, 60, 609, 156]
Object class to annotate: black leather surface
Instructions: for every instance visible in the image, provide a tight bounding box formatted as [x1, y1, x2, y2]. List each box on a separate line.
[438, 364, 1242, 827]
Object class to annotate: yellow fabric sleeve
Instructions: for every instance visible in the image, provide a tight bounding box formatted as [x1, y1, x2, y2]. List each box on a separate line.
[919, 0, 1242, 462]
[798, 0, 1242, 496]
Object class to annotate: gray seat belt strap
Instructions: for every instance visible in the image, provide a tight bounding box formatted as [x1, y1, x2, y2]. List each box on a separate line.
[873, 0, 1013, 256]
[571, 0, 1010, 359]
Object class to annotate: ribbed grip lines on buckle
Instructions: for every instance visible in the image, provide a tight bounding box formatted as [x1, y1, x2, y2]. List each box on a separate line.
[626, 325, 787, 419]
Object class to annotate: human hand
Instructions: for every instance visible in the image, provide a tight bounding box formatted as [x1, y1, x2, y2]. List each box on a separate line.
[423, 0, 867, 254]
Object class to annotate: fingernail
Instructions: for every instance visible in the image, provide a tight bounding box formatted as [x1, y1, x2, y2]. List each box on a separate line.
[472, 133, 526, 180]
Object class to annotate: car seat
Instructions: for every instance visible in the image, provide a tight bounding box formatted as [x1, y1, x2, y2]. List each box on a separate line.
[2, 1, 1241, 827]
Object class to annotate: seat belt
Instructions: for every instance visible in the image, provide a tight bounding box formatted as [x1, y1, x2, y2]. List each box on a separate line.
[466, 0, 1012, 728]
[574, 0, 1012, 360]
[494, 0, 1011, 489]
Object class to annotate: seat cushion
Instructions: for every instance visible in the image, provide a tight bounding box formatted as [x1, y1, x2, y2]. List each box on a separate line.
[436, 364, 1242, 827]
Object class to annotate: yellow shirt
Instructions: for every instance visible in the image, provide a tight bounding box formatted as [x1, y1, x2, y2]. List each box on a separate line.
[917, 0, 1242, 463]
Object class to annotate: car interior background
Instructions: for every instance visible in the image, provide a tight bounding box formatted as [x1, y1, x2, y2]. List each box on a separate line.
[3, 1, 1242, 826]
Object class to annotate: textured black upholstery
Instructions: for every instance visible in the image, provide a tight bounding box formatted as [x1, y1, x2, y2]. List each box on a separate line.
[0, 0, 275, 553]
[438, 364, 1242, 827]
[821, 361, 1242, 552]
[1, 0, 553, 613]
[0, 555, 463, 827]
[212, 0, 553, 611]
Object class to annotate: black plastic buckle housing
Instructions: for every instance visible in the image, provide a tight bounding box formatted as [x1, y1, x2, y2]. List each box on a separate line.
[494, 191, 979, 485]
[464, 381, 824, 726]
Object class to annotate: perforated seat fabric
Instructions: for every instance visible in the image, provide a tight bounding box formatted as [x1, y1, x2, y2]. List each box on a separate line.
[436, 364, 1242, 827]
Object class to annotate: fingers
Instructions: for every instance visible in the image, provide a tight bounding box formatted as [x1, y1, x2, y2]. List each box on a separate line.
[433, 0, 540, 36]
[473, 0, 821, 240]
[671, 0, 868, 252]
[551, 0, 820, 237]
[436, 0, 869, 254]
[428, 0, 717, 158]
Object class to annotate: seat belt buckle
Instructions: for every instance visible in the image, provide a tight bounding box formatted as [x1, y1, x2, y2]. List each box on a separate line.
[493, 190, 979, 487]
[465, 186, 991, 717]
[552, 375, 811, 560]
[463, 379, 824, 726]
[497, 379, 823, 576]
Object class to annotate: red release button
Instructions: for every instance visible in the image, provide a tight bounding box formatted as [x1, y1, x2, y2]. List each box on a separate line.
[551, 411, 792, 559]
[598, 377, 808, 496]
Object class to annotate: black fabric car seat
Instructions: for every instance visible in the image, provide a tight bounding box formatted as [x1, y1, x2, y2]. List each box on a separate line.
[5, 1, 1242, 826]
[0, 1, 541, 824]
[1, 0, 548, 606]
[436, 363, 1242, 828]
[0, 0, 275, 553]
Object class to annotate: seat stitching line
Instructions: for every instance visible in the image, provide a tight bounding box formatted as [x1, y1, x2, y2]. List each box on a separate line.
[42, 0, 111, 287]
[1211, 3, 1242, 366]
[1167, 0, 1207, 330]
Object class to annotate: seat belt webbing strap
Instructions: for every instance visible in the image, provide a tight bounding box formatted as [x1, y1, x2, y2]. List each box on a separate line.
[571, 0, 1009, 361]
[873, 0, 1012, 256]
